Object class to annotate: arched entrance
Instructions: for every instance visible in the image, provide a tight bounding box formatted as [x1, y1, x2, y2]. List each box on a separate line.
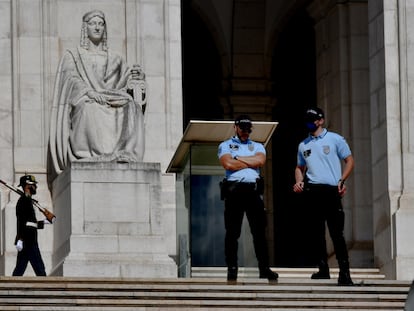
[181, 0, 223, 129]
[181, 1, 321, 269]
[271, 9, 318, 267]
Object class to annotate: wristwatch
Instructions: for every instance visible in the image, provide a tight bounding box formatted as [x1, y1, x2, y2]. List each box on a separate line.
[234, 155, 238, 160]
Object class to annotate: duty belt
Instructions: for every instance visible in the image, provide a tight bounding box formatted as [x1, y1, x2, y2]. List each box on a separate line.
[26, 221, 37, 228]
[235, 182, 256, 188]
[230, 181, 257, 192]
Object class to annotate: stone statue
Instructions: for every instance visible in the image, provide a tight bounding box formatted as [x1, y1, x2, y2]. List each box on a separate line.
[48, 10, 146, 183]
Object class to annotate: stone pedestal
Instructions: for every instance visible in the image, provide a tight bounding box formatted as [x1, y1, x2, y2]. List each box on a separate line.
[393, 193, 414, 280]
[49, 161, 177, 277]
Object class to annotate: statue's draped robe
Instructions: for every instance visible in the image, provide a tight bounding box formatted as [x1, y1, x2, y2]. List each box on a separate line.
[48, 47, 144, 183]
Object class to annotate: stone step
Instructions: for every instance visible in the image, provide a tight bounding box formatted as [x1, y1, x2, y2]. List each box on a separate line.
[191, 267, 386, 279]
[0, 271, 410, 310]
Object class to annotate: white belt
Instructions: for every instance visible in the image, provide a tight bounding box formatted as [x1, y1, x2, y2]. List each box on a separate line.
[26, 221, 37, 228]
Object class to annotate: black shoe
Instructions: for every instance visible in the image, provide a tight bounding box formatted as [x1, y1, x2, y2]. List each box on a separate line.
[259, 268, 278, 281]
[311, 270, 331, 279]
[311, 260, 330, 279]
[338, 271, 354, 286]
[227, 266, 238, 281]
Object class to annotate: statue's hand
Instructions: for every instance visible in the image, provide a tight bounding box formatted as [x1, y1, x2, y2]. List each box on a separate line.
[130, 64, 145, 80]
[87, 90, 107, 106]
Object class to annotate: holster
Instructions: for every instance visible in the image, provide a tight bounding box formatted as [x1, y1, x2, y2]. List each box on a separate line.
[220, 178, 229, 200]
[256, 176, 264, 195]
[219, 178, 238, 200]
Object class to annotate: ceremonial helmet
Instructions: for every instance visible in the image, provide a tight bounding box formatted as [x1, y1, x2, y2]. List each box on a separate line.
[18, 174, 37, 188]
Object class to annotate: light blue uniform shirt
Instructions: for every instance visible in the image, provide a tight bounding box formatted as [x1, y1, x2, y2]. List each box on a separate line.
[218, 136, 265, 183]
[297, 129, 352, 186]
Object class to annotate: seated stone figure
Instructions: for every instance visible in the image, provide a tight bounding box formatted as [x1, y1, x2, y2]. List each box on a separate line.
[48, 10, 146, 183]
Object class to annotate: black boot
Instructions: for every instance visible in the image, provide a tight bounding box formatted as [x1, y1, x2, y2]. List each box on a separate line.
[311, 261, 330, 279]
[227, 266, 238, 281]
[338, 270, 354, 286]
[338, 260, 353, 286]
[259, 267, 279, 281]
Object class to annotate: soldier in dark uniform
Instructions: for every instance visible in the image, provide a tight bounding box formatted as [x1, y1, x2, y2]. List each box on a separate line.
[12, 175, 51, 276]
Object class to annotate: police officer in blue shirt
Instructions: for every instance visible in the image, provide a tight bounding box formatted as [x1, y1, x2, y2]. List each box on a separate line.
[218, 115, 278, 282]
[293, 108, 355, 286]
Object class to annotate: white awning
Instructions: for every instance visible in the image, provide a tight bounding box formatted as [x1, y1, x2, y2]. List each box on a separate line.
[166, 120, 278, 173]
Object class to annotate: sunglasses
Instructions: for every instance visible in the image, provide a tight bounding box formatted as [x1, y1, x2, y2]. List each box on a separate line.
[238, 126, 252, 133]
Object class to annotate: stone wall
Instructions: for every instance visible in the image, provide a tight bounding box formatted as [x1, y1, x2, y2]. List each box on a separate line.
[0, 0, 182, 276]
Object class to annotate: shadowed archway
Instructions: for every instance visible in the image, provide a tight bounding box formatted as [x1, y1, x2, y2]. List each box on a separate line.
[271, 8, 318, 267]
[181, 1, 319, 269]
[181, 0, 224, 129]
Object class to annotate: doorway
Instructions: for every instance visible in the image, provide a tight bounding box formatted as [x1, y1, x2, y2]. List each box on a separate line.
[271, 9, 318, 267]
[181, 2, 318, 268]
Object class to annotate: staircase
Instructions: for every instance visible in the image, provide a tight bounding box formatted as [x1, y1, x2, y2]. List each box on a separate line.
[0, 268, 411, 310]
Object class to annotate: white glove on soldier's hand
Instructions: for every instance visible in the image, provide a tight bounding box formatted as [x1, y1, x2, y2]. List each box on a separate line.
[16, 240, 23, 252]
[43, 219, 52, 225]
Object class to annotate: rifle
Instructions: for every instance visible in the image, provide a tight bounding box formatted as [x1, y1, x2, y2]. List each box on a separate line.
[0, 179, 56, 223]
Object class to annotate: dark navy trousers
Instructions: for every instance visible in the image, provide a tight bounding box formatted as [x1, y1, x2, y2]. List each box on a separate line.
[12, 243, 46, 276]
[304, 183, 349, 264]
[224, 182, 269, 269]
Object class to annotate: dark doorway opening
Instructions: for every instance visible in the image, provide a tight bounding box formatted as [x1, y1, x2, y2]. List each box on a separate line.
[181, 0, 224, 130]
[181, 1, 319, 268]
[271, 9, 318, 267]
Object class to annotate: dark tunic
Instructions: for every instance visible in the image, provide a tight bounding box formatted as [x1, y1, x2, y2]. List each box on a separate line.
[14, 195, 44, 245]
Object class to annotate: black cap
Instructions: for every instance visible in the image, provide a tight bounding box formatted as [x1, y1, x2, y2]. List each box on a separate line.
[18, 174, 37, 187]
[305, 107, 324, 122]
[235, 114, 252, 130]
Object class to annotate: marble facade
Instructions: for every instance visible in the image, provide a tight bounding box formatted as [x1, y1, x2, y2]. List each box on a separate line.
[0, 0, 181, 277]
[1, 0, 414, 281]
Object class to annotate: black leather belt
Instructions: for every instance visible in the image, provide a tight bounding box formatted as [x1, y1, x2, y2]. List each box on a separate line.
[233, 182, 256, 190]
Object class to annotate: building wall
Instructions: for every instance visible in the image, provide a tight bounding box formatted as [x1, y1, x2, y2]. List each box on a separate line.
[1, 0, 414, 280]
[370, 0, 414, 280]
[308, 0, 373, 267]
[0, 0, 182, 276]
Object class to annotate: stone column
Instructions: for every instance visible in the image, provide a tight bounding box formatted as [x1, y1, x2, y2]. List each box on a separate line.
[374, 0, 414, 280]
[308, 0, 373, 267]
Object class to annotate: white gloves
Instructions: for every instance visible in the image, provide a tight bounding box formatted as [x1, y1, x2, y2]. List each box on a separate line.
[43, 219, 52, 225]
[16, 240, 23, 252]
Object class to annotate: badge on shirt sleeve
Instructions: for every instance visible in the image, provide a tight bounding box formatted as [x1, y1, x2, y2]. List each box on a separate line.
[323, 145, 330, 154]
[304, 150, 311, 158]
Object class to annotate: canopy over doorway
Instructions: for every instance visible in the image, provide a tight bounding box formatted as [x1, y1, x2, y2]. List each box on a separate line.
[167, 120, 278, 277]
